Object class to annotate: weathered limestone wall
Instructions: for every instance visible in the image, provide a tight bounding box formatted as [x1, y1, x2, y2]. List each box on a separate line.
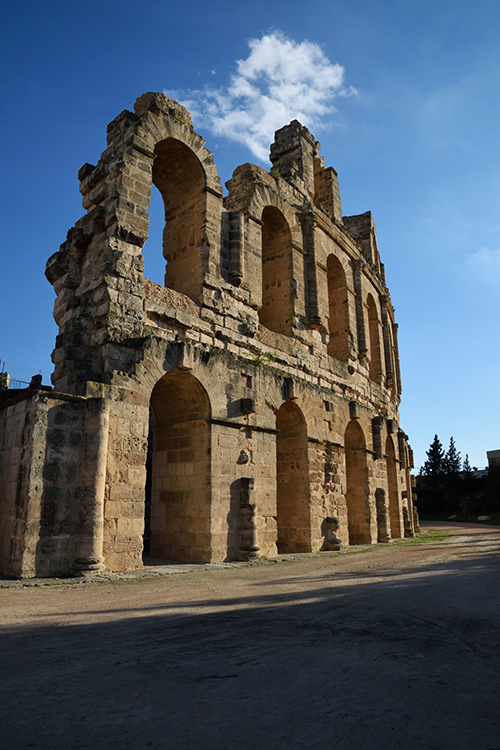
[1, 92, 416, 577]
[0, 389, 87, 577]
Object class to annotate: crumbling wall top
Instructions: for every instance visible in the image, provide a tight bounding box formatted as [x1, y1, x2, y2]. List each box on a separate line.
[134, 92, 193, 128]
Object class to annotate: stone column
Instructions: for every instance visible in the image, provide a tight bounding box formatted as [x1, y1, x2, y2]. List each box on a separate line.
[375, 488, 391, 543]
[403, 506, 415, 538]
[72, 398, 109, 575]
[301, 212, 322, 327]
[353, 259, 368, 358]
[393, 322, 402, 395]
[372, 416, 383, 459]
[238, 477, 260, 561]
[380, 294, 394, 387]
[229, 211, 244, 285]
[398, 430, 407, 469]
[412, 506, 421, 533]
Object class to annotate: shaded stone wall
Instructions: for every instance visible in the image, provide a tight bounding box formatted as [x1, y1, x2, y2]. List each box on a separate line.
[0, 92, 416, 577]
[0, 389, 87, 576]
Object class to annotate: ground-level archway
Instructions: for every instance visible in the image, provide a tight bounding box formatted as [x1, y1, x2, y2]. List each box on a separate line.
[276, 401, 311, 553]
[345, 420, 371, 544]
[146, 370, 211, 562]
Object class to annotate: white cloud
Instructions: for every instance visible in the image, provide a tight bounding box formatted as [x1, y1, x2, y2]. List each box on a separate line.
[166, 32, 355, 162]
[465, 247, 500, 288]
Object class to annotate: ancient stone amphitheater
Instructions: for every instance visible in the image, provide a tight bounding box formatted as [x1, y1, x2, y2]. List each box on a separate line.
[0, 92, 415, 578]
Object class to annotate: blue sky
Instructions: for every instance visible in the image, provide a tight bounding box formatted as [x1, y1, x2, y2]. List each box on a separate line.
[1, 0, 499, 469]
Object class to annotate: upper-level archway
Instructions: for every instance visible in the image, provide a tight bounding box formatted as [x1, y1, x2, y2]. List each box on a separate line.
[259, 206, 293, 335]
[327, 254, 349, 361]
[152, 138, 207, 299]
[367, 293, 382, 383]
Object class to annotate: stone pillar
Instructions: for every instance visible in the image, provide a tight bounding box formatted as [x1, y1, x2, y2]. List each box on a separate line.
[238, 478, 260, 561]
[301, 212, 322, 327]
[412, 506, 421, 533]
[393, 322, 402, 395]
[353, 259, 368, 358]
[284, 377, 297, 401]
[72, 398, 109, 575]
[372, 416, 383, 459]
[229, 211, 244, 285]
[403, 506, 414, 538]
[398, 430, 407, 469]
[0, 371, 10, 390]
[380, 294, 394, 387]
[375, 488, 391, 543]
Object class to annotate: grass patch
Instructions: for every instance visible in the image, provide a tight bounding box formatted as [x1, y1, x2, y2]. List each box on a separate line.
[389, 530, 453, 546]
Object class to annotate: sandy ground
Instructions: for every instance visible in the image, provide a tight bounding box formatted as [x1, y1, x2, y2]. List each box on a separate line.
[1, 522, 499, 750]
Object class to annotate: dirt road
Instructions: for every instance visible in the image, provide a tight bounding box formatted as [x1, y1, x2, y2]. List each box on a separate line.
[1, 522, 499, 750]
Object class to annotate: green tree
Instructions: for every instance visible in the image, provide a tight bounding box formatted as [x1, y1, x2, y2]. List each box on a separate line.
[416, 435, 446, 512]
[422, 434, 445, 476]
[443, 436, 461, 474]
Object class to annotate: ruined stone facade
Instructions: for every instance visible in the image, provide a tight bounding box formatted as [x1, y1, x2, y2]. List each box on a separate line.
[0, 93, 415, 578]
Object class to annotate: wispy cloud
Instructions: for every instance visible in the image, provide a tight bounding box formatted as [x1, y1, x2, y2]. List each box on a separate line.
[166, 32, 356, 162]
[465, 247, 500, 288]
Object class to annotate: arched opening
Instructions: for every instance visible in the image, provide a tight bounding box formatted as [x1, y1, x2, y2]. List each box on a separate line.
[344, 420, 371, 544]
[327, 254, 349, 361]
[152, 137, 207, 299]
[276, 401, 311, 552]
[259, 206, 293, 335]
[386, 435, 401, 538]
[146, 371, 211, 562]
[367, 294, 382, 383]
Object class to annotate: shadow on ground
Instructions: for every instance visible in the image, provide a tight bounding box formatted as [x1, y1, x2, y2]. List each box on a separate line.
[1, 526, 499, 750]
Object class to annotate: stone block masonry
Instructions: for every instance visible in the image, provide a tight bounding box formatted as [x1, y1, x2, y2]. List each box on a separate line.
[0, 92, 416, 576]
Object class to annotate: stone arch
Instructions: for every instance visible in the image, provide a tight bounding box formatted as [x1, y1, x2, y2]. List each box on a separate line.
[147, 370, 211, 562]
[367, 293, 382, 383]
[386, 434, 401, 538]
[327, 254, 349, 361]
[131, 93, 223, 301]
[344, 420, 371, 544]
[151, 137, 207, 299]
[259, 206, 294, 335]
[276, 401, 311, 552]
